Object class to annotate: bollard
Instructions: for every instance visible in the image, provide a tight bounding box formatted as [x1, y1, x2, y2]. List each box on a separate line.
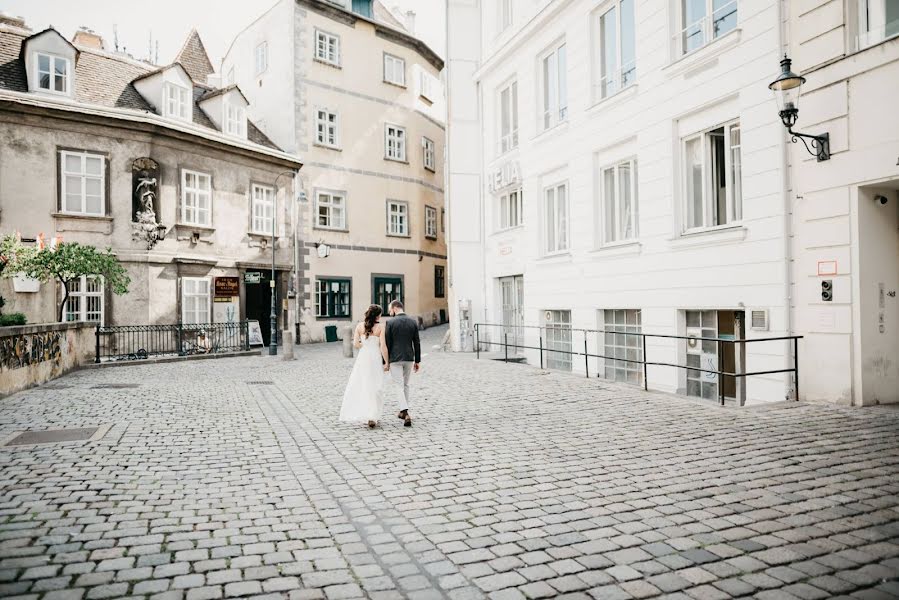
[282, 330, 295, 361]
[342, 326, 354, 358]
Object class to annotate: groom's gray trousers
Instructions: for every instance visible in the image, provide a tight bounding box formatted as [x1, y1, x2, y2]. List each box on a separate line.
[389, 361, 413, 411]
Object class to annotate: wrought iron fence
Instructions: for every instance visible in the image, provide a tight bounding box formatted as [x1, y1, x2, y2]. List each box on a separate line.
[474, 323, 802, 406]
[95, 322, 250, 363]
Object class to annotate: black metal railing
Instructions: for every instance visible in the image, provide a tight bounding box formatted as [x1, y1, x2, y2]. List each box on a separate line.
[95, 321, 250, 363]
[474, 323, 802, 406]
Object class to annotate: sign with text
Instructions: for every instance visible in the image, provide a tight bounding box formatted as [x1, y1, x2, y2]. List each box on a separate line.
[488, 161, 521, 193]
[215, 277, 240, 298]
[244, 272, 262, 284]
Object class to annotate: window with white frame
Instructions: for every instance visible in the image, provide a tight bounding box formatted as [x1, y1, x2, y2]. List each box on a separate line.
[64, 276, 103, 323]
[315, 109, 339, 148]
[36, 52, 70, 94]
[255, 41, 268, 74]
[419, 70, 438, 102]
[677, 0, 738, 56]
[315, 278, 351, 318]
[596, 0, 636, 99]
[545, 309, 572, 371]
[60, 150, 105, 216]
[385, 124, 406, 161]
[181, 277, 210, 324]
[683, 121, 741, 232]
[225, 102, 246, 137]
[251, 184, 275, 234]
[600, 159, 638, 244]
[387, 200, 409, 236]
[384, 53, 405, 86]
[180, 169, 212, 226]
[602, 309, 642, 385]
[540, 42, 568, 130]
[315, 30, 341, 65]
[498, 189, 523, 230]
[499, 80, 519, 154]
[164, 83, 191, 120]
[857, 0, 899, 48]
[425, 205, 438, 238]
[316, 191, 346, 230]
[423, 137, 436, 171]
[500, 0, 513, 32]
[543, 183, 568, 254]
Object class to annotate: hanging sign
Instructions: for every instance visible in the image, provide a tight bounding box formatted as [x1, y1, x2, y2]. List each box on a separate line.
[244, 272, 262, 284]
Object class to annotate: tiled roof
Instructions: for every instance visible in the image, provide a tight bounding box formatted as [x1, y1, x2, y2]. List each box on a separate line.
[174, 29, 215, 84]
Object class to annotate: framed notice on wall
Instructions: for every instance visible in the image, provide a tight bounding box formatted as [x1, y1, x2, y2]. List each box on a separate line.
[215, 276, 240, 298]
[247, 320, 265, 346]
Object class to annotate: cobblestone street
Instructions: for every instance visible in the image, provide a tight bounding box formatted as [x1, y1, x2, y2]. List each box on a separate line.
[2, 326, 899, 600]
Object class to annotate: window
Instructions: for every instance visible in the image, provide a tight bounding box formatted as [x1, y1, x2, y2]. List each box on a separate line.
[441, 208, 446, 232]
[387, 201, 409, 236]
[543, 183, 568, 254]
[316, 109, 340, 148]
[64, 276, 103, 323]
[602, 309, 642, 385]
[419, 70, 438, 102]
[164, 83, 191, 120]
[499, 189, 523, 230]
[36, 53, 69, 94]
[255, 41, 268, 74]
[683, 121, 741, 231]
[385, 124, 407, 161]
[499, 80, 519, 154]
[435, 265, 445, 298]
[315, 278, 351, 318]
[500, 0, 513, 31]
[677, 0, 738, 56]
[545, 310, 572, 371]
[685, 310, 719, 400]
[373, 277, 403, 313]
[316, 191, 346, 230]
[182, 278, 211, 324]
[251, 184, 275, 234]
[315, 30, 341, 65]
[597, 0, 636, 99]
[540, 42, 567, 130]
[60, 151, 105, 216]
[425, 205, 438, 239]
[225, 103, 246, 137]
[180, 170, 211, 226]
[384, 53, 405, 86]
[600, 159, 638, 244]
[858, 0, 899, 48]
[423, 137, 436, 171]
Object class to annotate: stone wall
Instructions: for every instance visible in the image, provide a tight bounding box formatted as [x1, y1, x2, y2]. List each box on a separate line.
[0, 322, 94, 397]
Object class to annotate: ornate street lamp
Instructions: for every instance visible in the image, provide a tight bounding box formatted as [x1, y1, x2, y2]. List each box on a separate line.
[768, 55, 830, 161]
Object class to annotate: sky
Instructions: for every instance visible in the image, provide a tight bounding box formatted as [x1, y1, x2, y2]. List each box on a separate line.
[0, 0, 446, 68]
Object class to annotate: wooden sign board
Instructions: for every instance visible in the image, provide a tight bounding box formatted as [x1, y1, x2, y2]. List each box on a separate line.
[215, 276, 240, 298]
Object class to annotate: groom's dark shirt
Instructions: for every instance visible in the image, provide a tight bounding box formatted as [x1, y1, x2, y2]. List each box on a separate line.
[386, 313, 421, 364]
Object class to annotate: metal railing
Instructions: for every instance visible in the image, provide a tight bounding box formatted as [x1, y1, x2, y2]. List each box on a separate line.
[95, 321, 250, 363]
[474, 323, 802, 406]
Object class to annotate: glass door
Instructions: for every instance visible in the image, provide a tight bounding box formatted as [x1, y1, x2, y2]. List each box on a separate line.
[499, 276, 524, 352]
[544, 309, 572, 371]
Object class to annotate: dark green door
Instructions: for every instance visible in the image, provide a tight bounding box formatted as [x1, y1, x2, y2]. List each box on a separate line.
[373, 277, 403, 313]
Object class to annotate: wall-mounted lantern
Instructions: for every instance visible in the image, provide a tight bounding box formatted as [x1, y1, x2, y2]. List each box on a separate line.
[768, 55, 830, 161]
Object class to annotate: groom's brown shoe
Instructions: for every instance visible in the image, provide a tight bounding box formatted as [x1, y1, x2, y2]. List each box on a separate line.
[398, 410, 412, 427]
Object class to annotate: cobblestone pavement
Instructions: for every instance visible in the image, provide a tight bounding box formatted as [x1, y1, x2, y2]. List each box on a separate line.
[2, 325, 899, 600]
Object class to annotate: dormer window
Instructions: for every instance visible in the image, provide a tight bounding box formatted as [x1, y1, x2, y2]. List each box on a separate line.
[164, 83, 191, 120]
[225, 102, 246, 138]
[36, 53, 70, 95]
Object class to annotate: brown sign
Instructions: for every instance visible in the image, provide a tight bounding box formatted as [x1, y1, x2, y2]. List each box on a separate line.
[215, 277, 240, 298]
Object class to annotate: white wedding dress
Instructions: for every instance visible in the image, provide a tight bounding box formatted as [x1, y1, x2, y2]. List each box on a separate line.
[339, 335, 385, 422]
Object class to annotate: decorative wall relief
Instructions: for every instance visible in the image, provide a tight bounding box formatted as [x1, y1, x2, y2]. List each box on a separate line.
[0, 331, 62, 371]
[131, 158, 167, 249]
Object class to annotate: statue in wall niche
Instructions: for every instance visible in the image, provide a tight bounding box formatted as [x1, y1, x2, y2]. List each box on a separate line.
[130, 158, 167, 250]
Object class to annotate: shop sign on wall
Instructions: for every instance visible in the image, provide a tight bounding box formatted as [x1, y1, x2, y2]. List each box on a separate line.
[487, 161, 521, 193]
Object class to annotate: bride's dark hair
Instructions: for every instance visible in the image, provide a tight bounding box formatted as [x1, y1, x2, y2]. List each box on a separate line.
[363, 304, 382, 337]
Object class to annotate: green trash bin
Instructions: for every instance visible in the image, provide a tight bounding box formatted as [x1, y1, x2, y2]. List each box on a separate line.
[324, 325, 339, 343]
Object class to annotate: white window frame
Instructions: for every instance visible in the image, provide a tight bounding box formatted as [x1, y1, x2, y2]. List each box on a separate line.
[595, 0, 637, 101]
[543, 182, 569, 255]
[498, 188, 523, 231]
[681, 120, 742, 233]
[164, 83, 191, 120]
[60, 150, 106, 216]
[64, 275, 104, 323]
[540, 41, 568, 131]
[385, 124, 407, 162]
[425, 205, 438, 239]
[181, 277, 211, 325]
[498, 80, 519, 154]
[544, 309, 572, 371]
[315, 190, 347, 230]
[387, 200, 410, 237]
[599, 158, 638, 245]
[180, 169, 212, 227]
[250, 184, 275, 235]
[315, 108, 340, 148]
[35, 52, 71, 95]
[857, 0, 899, 48]
[419, 70, 437, 102]
[601, 309, 643, 385]
[225, 102, 246, 138]
[675, 0, 738, 57]
[423, 137, 436, 171]
[384, 53, 406, 86]
[315, 29, 341, 66]
[255, 41, 268, 75]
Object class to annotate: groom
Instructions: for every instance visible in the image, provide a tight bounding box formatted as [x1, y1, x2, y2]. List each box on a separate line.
[381, 300, 420, 427]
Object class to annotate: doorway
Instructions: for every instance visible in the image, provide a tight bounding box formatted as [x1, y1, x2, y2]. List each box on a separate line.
[244, 270, 276, 346]
[499, 276, 524, 352]
[684, 309, 744, 402]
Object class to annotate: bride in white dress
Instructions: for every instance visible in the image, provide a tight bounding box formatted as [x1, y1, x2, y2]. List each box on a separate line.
[339, 304, 388, 428]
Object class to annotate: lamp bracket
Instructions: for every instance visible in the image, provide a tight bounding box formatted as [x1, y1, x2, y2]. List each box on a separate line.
[788, 129, 830, 162]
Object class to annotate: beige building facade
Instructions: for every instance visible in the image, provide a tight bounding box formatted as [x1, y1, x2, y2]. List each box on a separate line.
[222, 0, 447, 343]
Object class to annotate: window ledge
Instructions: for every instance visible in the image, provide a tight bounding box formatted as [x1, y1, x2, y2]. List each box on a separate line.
[537, 251, 572, 263]
[425, 235, 438, 241]
[588, 84, 638, 114]
[492, 224, 525, 236]
[316, 316, 352, 321]
[590, 240, 642, 257]
[248, 231, 283, 239]
[668, 225, 746, 249]
[384, 157, 409, 165]
[175, 223, 215, 232]
[314, 143, 342, 152]
[386, 233, 411, 239]
[531, 120, 570, 144]
[313, 226, 349, 233]
[52, 212, 112, 221]
[663, 28, 742, 78]
[384, 80, 407, 89]
[424, 166, 436, 173]
[314, 58, 342, 69]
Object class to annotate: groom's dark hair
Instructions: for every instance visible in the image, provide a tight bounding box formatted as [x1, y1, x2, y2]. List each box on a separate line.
[389, 300, 404, 310]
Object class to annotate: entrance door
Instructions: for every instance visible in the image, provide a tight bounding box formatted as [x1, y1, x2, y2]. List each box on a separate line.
[499, 276, 524, 352]
[373, 276, 404, 313]
[544, 309, 572, 371]
[685, 310, 743, 401]
[244, 270, 275, 346]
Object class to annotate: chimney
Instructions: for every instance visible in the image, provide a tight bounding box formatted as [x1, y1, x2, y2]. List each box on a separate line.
[73, 27, 104, 50]
[0, 12, 29, 31]
[404, 10, 416, 35]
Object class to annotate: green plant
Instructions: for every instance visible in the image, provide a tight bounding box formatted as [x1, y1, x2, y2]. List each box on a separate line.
[0, 313, 26, 327]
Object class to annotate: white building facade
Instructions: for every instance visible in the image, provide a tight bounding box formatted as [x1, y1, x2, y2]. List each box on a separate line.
[446, 0, 898, 405]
